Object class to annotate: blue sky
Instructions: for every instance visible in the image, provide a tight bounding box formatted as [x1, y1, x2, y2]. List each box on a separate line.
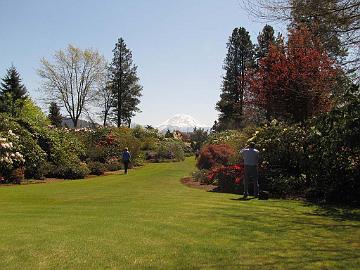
[0, 0, 283, 126]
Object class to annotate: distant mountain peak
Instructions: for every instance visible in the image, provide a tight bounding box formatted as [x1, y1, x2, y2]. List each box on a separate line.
[157, 114, 209, 132]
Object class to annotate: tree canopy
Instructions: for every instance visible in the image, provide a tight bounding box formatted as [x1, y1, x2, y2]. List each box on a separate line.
[38, 45, 106, 128]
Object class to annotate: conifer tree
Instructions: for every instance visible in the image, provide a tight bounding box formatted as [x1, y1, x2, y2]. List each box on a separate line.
[0, 65, 28, 117]
[109, 38, 142, 127]
[256, 25, 275, 65]
[216, 27, 254, 130]
[48, 102, 63, 127]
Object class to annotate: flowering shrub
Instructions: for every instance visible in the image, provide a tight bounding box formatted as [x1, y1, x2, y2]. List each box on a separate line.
[205, 127, 256, 163]
[192, 169, 212, 184]
[305, 93, 360, 205]
[207, 164, 244, 192]
[0, 130, 25, 183]
[196, 144, 235, 170]
[87, 161, 106, 176]
[249, 121, 308, 197]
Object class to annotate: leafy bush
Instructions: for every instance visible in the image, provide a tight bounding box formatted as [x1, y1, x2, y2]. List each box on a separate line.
[208, 164, 244, 193]
[196, 144, 235, 170]
[0, 114, 46, 179]
[87, 161, 106, 175]
[205, 127, 255, 163]
[189, 128, 208, 151]
[250, 91, 360, 205]
[192, 169, 212, 184]
[250, 120, 308, 197]
[154, 139, 185, 162]
[106, 157, 122, 171]
[46, 162, 90, 179]
[305, 93, 360, 205]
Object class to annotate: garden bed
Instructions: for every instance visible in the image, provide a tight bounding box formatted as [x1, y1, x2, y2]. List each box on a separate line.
[180, 177, 217, 191]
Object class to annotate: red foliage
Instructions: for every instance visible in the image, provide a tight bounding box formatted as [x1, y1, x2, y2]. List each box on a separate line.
[196, 144, 235, 170]
[248, 26, 338, 122]
[96, 133, 116, 147]
[208, 164, 244, 192]
[208, 164, 244, 183]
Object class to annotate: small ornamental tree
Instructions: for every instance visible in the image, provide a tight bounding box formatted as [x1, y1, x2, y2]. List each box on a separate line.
[196, 144, 235, 170]
[249, 26, 338, 123]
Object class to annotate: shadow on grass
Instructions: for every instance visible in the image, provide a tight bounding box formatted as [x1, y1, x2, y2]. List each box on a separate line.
[230, 197, 256, 201]
[303, 203, 360, 222]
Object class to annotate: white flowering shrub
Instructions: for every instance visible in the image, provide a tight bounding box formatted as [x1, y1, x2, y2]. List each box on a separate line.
[0, 130, 25, 179]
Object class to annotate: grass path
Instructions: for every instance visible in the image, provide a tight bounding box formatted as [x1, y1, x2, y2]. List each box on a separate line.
[0, 158, 359, 269]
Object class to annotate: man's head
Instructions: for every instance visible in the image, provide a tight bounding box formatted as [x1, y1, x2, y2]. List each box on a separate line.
[124, 147, 128, 151]
[249, 142, 255, 148]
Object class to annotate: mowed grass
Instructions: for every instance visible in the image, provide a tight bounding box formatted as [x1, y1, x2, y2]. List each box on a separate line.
[0, 158, 359, 270]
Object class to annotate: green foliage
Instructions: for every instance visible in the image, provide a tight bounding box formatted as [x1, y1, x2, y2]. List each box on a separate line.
[250, 120, 309, 197]
[0, 130, 25, 182]
[132, 125, 159, 150]
[18, 98, 50, 127]
[216, 27, 255, 130]
[250, 90, 360, 205]
[109, 38, 142, 127]
[189, 128, 208, 151]
[0, 66, 27, 117]
[105, 158, 122, 171]
[48, 102, 63, 127]
[192, 169, 212, 184]
[156, 139, 185, 162]
[77, 127, 142, 164]
[87, 161, 106, 176]
[305, 90, 360, 204]
[0, 114, 46, 179]
[46, 162, 90, 179]
[206, 127, 255, 163]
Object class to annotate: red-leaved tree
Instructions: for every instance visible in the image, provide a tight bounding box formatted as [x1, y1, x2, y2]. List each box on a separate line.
[249, 26, 339, 122]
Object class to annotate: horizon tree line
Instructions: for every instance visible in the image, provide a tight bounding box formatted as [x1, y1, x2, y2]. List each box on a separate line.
[0, 39, 142, 128]
[214, 0, 358, 131]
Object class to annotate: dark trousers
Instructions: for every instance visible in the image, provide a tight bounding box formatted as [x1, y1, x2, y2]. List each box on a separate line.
[123, 161, 129, 174]
[244, 165, 259, 196]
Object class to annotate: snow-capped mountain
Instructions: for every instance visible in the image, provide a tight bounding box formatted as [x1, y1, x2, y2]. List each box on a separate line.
[157, 114, 210, 132]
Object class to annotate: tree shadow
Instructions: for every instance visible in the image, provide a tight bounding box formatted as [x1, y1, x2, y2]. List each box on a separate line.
[230, 197, 256, 201]
[208, 186, 241, 195]
[303, 202, 360, 222]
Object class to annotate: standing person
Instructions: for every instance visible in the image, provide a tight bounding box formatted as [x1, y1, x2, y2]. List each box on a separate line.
[122, 147, 131, 174]
[195, 149, 200, 159]
[240, 142, 259, 198]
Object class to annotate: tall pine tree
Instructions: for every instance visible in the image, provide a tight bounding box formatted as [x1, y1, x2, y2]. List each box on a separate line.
[0, 65, 28, 117]
[216, 27, 254, 130]
[254, 25, 277, 121]
[109, 38, 142, 127]
[256, 25, 275, 65]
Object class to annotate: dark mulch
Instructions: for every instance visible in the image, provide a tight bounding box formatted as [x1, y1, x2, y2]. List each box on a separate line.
[180, 177, 217, 191]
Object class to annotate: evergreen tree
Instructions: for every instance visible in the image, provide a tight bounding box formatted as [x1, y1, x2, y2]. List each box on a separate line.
[109, 38, 142, 127]
[216, 27, 254, 130]
[48, 102, 63, 127]
[0, 65, 27, 117]
[256, 25, 275, 65]
[290, 0, 348, 61]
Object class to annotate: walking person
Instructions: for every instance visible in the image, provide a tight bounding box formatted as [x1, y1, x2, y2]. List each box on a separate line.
[240, 142, 259, 198]
[122, 147, 131, 174]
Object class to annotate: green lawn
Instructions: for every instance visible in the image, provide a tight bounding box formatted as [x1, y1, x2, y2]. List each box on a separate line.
[0, 158, 359, 269]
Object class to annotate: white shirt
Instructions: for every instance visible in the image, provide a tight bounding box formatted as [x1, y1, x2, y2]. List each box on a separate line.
[240, 148, 259, 166]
